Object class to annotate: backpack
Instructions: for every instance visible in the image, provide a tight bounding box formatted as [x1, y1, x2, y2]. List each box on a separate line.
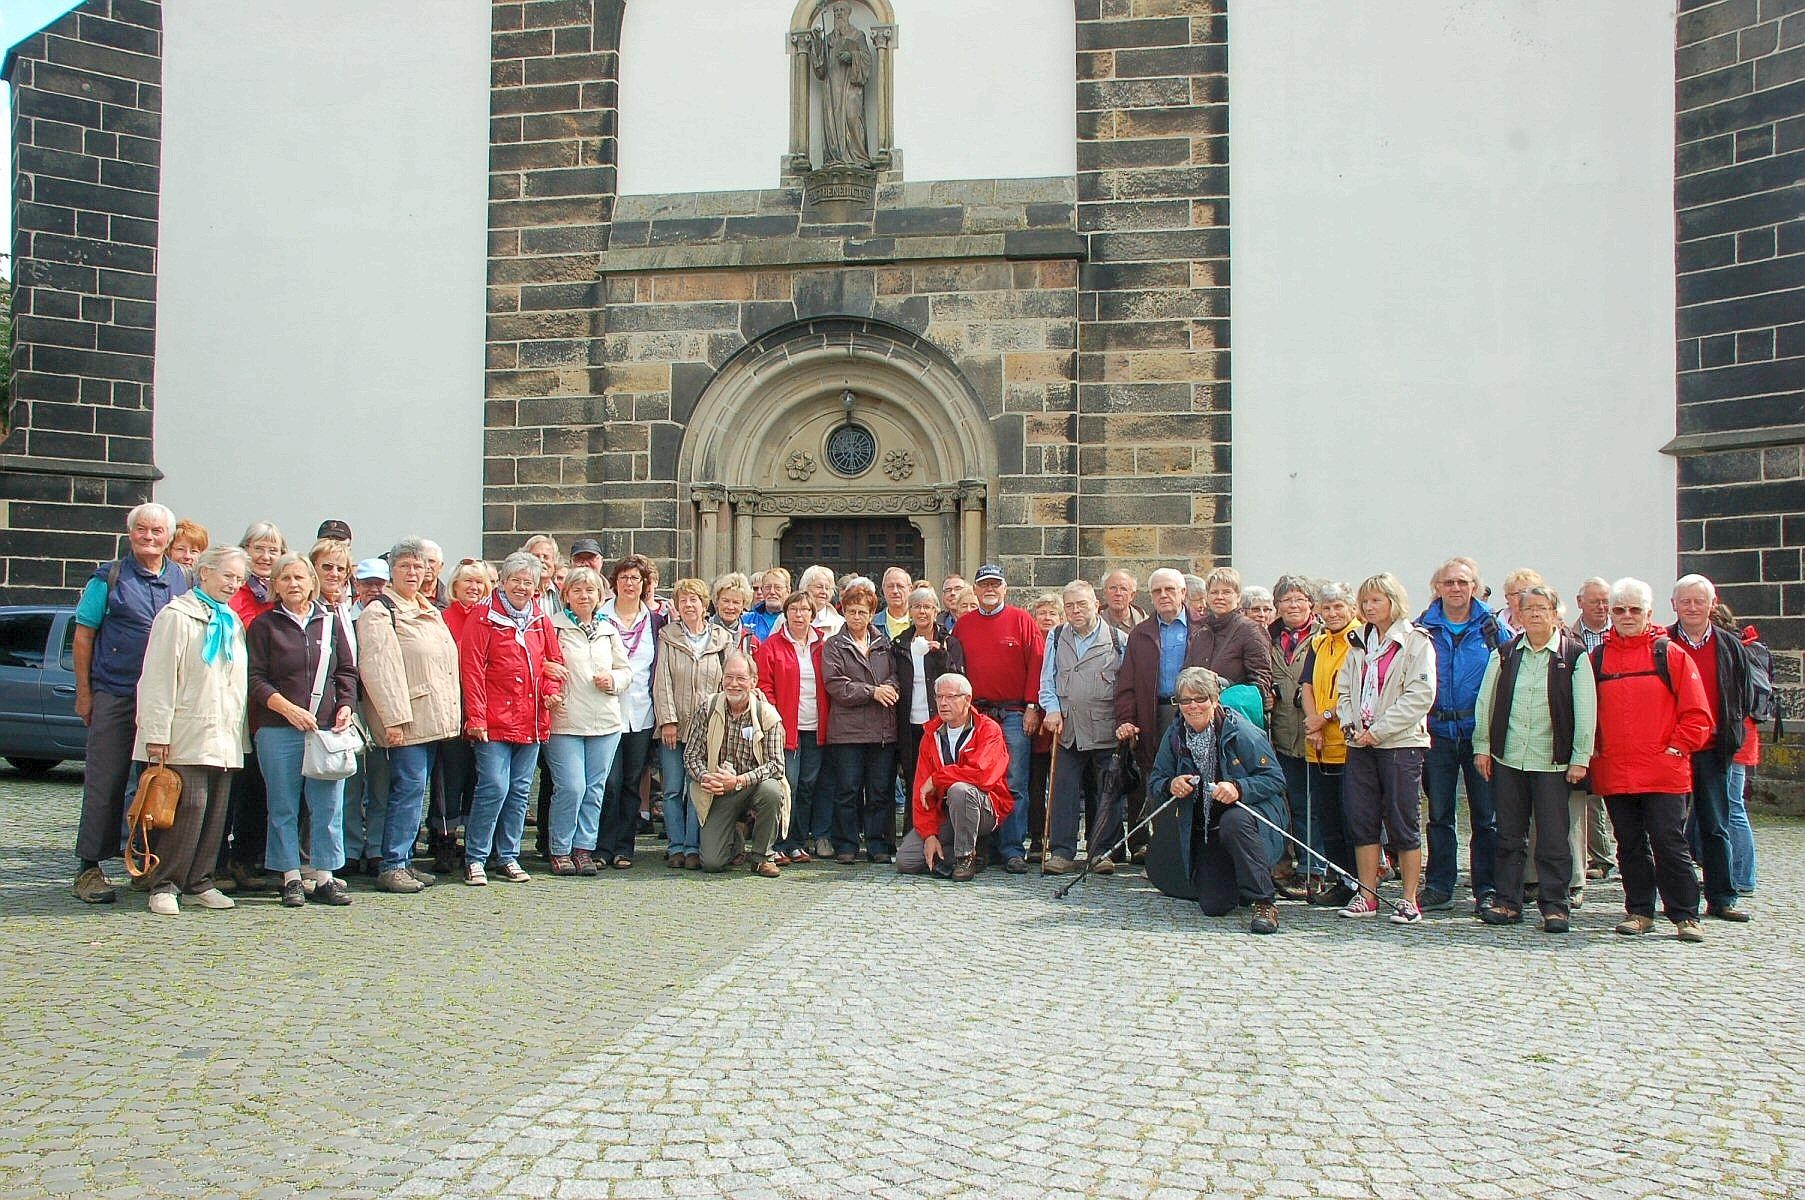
[1743, 635, 1779, 735]
[1590, 636, 1674, 694]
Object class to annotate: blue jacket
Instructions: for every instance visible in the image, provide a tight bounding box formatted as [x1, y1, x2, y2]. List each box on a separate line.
[1148, 706, 1289, 880]
[82, 557, 192, 698]
[1416, 597, 1505, 740]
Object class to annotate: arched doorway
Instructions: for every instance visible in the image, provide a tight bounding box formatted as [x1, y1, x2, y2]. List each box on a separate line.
[679, 318, 994, 583]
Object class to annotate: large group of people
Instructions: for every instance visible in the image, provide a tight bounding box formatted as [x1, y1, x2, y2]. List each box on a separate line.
[64, 503, 1776, 941]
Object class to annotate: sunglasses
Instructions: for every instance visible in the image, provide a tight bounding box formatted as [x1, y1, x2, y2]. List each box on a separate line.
[1609, 606, 1645, 615]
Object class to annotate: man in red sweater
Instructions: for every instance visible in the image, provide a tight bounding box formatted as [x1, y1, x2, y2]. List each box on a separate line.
[952, 564, 1044, 873]
[897, 673, 1014, 881]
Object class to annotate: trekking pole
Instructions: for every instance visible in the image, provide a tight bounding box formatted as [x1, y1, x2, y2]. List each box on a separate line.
[1052, 787, 1182, 900]
[1233, 798, 1412, 919]
[1039, 741, 1059, 874]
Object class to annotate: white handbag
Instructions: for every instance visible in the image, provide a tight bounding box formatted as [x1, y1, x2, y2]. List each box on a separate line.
[301, 611, 359, 781]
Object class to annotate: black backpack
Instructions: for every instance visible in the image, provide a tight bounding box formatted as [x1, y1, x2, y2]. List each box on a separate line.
[1743, 635, 1781, 737]
[1590, 636, 1675, 694]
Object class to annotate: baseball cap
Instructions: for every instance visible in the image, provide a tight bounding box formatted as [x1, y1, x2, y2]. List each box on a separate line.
[570, 538, 603, 559]
[973, 563, 1006, 584]
[354, 557, 389, 582]
[316, 519, 353, 542]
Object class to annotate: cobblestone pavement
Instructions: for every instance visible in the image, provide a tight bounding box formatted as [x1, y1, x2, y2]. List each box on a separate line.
[3, 764, 1802, 1199]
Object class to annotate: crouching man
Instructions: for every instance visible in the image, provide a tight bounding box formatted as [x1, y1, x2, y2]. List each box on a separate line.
[685, 652, 790, 877]
[898, 673, 1014, 881]
[1148, 667, 1290, 934]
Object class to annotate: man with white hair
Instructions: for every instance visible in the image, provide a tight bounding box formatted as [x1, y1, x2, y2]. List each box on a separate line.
[1668, 573, 1755, 923]
[1590, 577, 1714, 942]
[898, 673, 1013, 881]
[70, 502, 192, 904]
[1038, 580, 1128, 874]
[1100, 568, 1147, 636]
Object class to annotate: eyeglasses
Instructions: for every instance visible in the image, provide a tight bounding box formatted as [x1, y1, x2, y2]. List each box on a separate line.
[1609, 606, 1645, 615]
[1176, 696, 1215, 709]
[459, 557, 482, 566]
[1442, 578, 1476, 588]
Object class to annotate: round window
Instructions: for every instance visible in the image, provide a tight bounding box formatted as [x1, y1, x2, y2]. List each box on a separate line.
[824, 423, 878, 477]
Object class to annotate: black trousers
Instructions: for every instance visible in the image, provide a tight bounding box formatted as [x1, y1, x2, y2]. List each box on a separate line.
[828, 741, 897, 857]
[599, 728, 654, 862]
[1492, 763, 1574, 916]
[1605, 791, 1700, 923]
[1192, 802, 1276, 916]
[898, 723, 925, 842]
[221, 744, 268, 870]
[432, 737, 477, 839]
[1027, 748, 1051, 850]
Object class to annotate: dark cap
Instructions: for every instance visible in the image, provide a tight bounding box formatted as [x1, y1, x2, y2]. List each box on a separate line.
[570, 538, 604, 559]
[316, 519, 353, 542]
[973, 563, 1006, 584]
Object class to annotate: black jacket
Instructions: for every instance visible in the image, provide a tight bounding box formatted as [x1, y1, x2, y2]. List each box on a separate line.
[890, 627, 966, 741]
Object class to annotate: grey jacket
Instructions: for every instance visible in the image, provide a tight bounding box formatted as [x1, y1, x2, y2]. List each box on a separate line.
[821, 627, 898, 745]
[1044, 621, 1125, 751]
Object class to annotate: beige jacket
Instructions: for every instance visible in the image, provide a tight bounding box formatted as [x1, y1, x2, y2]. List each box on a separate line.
[550, 611, 632, 737]
[684, 692, 792, 831]
[1335, 620, 1437, 750]
[652, 621, 732, 729]
[133, 592, 249, 768]
[356, 588, 461, 746]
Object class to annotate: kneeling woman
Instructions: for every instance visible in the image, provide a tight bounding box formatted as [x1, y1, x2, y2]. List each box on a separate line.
[1147, 667, 1289, 934]
[248, 553, 359, 907]
[135, 545, 253, 915]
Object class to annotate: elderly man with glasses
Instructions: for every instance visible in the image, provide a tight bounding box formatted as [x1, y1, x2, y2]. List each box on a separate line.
[898, 673, 1013, 881]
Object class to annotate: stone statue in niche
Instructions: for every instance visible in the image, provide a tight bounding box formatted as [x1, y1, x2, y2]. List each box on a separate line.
[809, 2, 873, 169]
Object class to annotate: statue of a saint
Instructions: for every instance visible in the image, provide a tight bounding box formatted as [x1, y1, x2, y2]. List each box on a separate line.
[809, 2, 874, 169]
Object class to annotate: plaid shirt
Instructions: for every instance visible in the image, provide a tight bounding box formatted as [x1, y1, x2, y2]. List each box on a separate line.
[683, 695, 786, 786]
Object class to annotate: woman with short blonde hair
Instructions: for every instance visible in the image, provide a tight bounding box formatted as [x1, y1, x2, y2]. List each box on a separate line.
[652, 577, 732, 868]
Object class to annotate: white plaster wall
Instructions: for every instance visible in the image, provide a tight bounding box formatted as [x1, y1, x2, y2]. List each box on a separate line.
[154, 1, 490, 560]
[618, 0, 1075, 194]
[1231, 2, 1678, 611]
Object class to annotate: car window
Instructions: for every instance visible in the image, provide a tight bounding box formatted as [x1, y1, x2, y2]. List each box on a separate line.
[0, 613, 54, 669]
[59, 619, 77, 671]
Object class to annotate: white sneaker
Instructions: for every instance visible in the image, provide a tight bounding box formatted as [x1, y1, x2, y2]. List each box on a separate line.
[463, 862, 487, 887]
[190, 887, 235, 910]
[148, 889, 179, 916]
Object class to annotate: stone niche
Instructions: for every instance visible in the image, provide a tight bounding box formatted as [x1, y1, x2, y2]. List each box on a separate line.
[785, 0, 898, 188]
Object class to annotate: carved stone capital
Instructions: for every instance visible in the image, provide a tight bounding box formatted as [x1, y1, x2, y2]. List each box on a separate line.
[726, 487, 767, 513]
[691, 483, 728, 512]
[869, 24, 896, 49]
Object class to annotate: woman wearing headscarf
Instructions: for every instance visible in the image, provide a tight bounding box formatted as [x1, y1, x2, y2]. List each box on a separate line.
[248, 552, 358, 908]
[135, 545, 252, 915]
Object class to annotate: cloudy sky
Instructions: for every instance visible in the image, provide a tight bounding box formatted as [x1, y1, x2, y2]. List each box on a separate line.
[2, 0, 85, 275]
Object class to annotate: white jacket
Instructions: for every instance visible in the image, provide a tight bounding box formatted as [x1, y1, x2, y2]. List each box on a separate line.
[134, 592, 249, 768]
[550, 610, 632, 737]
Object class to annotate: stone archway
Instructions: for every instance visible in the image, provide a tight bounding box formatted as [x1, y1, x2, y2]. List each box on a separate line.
[679, 318, 994, 583]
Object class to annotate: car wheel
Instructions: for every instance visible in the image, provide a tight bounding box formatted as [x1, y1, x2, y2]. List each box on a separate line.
[4, 757, 60, 775]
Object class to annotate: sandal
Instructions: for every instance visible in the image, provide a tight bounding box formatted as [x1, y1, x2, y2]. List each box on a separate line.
[612, 856, 633, 870]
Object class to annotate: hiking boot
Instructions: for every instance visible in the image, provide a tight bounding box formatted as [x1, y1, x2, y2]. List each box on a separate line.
[1249, 901, 1279, 935]
[1675, 919, 1705, 943]
[1477, 904, 1522, 926]
[376, 868, 424, 894]
[951, 853, 979, 882]
[1042, 855, 1078, 875]
[73, 866, 117, 905]
[572, 849, 598, 876]
[1540, 913, 1569, 934]
[1614, 914, 1654, 936]
[1003, 856, 1028, 875]
[1706, 903, 1751, 923]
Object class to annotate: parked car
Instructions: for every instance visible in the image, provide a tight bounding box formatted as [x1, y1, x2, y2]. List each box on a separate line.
[0, 606, 84, 774]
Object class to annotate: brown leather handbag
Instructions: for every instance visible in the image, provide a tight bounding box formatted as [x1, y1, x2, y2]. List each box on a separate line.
[124, 758, 182, 878]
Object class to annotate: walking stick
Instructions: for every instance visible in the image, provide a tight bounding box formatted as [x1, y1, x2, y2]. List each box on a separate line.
[1039, 740, 1059, 874]
[1233, 798, 1412, 920]
[1052, 786, 1182, 899]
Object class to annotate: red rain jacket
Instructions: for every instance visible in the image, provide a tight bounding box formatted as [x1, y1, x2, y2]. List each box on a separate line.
[1590, 628, 1714, 797]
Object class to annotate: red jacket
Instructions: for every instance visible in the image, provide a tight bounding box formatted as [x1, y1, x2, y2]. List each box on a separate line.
[230, 584, 276, 628]
[911, 712, 1014, 840]
[755, 626, 828, 752]
[1590, 629, 1714, 797]
[444, 599, 483, 647]
[457, 595, 565, 743]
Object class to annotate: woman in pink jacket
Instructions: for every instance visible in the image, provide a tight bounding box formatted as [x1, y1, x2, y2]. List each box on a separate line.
[457, 551, 566, 885]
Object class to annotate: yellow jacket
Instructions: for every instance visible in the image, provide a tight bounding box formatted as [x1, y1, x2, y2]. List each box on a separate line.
[1304, 623, 1355, 765]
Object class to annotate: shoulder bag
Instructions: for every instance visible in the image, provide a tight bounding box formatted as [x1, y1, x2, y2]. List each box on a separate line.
[302, 610, 361, 780]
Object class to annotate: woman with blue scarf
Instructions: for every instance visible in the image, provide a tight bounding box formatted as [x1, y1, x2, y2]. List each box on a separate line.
[134, 545, 253, 916]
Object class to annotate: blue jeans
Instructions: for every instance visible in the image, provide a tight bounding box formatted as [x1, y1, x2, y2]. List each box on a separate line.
[382, 742, 436, 872]
[255, 725, 347, 873]
[1424, 734, 1495, 897]
[660, 741, 699, 856]
[341, 745, 387, 862]
[990, 708, 1031, 859]
[466, 740, 539, 867]
[1725, 762, 1756, 895]
[545, 732, 622, 856]
[780, 732, 825, 852]
[1687, 748, 1736, 910]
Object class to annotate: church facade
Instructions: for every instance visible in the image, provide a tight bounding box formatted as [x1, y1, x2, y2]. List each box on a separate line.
[3, 1, 1801, 790]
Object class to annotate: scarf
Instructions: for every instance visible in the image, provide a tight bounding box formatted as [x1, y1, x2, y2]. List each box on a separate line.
[193, 589, 241, 666]
[566, 607, 603, 640]
[244, 572, 271, 606]
[1183, 721, 1219, 788]
[1358, 626, 1402, 729]
[496, 591, 534, 646]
